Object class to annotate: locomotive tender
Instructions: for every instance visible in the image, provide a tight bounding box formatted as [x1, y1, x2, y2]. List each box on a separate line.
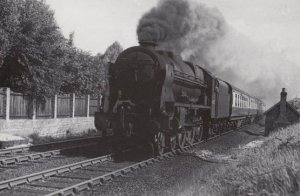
[95, 41, 264, 155]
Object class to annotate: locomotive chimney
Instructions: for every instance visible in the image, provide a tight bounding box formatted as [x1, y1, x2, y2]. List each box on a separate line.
[139, 40, 157, 50]
[277, 88, 289, 125]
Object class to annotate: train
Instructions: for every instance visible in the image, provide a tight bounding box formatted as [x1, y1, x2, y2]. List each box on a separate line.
[95, 41, 264, 155]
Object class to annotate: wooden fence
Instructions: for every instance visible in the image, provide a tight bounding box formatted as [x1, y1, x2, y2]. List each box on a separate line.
[36, 98, 53, 118]
[0, 89, 5, 118]
[89, 97, 99, 116]
[75, 96, 87, 117]
[10, 92, 31, 119]
[57, 95, 72, 118]
[0, 88, 100, 120]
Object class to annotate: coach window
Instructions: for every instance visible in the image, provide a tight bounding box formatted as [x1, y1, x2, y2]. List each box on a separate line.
[235, 94, 237, 107]
[241, 96, 243, 108]
[242, 96, 244, 108]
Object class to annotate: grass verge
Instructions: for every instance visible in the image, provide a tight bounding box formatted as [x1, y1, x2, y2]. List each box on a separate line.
[179, 123, 300, 196]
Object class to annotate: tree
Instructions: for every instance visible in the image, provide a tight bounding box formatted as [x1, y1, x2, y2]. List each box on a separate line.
[61, 47, 103, 96]
[100, 41, 123, 93]
[61, 41, 123, 96]
[0, 0, 20, 67]
[102, 41, 123, 64]
[0, 0, 123, 100]
[0, 0, 66, 100]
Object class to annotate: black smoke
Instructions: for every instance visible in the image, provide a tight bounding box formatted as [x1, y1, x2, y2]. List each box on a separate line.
[137, 0, 299, 107]
[137, 0, 226, 55]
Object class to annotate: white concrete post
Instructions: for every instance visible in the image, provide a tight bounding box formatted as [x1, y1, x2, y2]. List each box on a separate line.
[71, 93, 75, 118]
[86, 95, 90, 117]
[32, 98, 36, 120]
[53, 95, 57, 118]
[5, 88, 10, 121]
[98, 95, 101, 111]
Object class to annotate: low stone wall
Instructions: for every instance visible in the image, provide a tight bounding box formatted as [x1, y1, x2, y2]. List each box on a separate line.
[0, 117, 96, 137]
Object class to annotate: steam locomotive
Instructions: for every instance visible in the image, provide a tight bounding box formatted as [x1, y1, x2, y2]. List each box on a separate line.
[95, 41, 264, 155]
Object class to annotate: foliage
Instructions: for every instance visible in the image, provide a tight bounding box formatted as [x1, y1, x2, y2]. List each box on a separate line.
[61, 45, 103, 96]
[0, 0, 20, 66]
[0, 0, 123, 100]
[102, 41, 123, 64]
[289, 98, 300, 111]
[0, 0, 66, 100]
[100, 41, 123, 91]
[177, 124, 300, 196]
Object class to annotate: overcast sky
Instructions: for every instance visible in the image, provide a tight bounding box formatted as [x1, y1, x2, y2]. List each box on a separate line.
[46, 0, 300, 58]
[45, 0, 157, 54]
[45, 0, 300, 100]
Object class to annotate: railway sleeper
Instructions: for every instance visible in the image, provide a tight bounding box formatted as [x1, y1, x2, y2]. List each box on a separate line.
[16, 156, 30, 163]
[100, 175, 112, 183]
[42, 152, 53, 158]
[27, 174, 44, 182]
[112, 171, 123, 178]
[57, 168, 71, 174]
[9, 178, 28, 187]
[121, 168, 132, 174]
[43, 171, 57, 178]
[70, 165, 81, 170]
[29, 154, 43, 160]
[73, 184, 89, 194]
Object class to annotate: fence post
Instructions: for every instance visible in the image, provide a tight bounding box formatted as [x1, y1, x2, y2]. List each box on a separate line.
[97, 95, 101, 111]
[71, 93, 75, 118]
[31, 98, 36, 120]
[53, 95, 57, 119]
[4, 88, 10, 120]
[86, 95, 90, 117]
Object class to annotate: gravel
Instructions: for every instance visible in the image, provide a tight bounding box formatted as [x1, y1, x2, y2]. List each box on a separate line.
[0, 144, 105, 181]
[78, 124, 265, 196]
[0, 124, 265, 196]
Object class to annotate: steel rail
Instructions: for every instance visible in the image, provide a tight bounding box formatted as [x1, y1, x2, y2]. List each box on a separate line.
[0, 154, 112, 190]
[46, 128, 238, 196]
[0, 143, 101, 166]
[0, 136, 102, 156]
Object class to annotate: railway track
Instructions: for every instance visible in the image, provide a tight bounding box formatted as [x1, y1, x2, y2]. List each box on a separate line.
[0, 136, 103, 166]
[0, 136, 103, 155]
[0, 126, 245, 196]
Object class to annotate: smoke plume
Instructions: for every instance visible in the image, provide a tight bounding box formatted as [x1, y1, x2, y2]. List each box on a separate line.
[137, 0, 300, 107]
[137, 0, 226, 54]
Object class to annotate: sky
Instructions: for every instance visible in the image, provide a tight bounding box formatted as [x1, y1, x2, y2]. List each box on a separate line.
[45, 0, 157, 54]
[45, 0, 300, 104]
[45, 0, 300, 58]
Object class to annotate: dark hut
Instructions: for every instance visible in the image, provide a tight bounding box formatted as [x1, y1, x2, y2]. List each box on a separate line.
[264, 88, 300, 136]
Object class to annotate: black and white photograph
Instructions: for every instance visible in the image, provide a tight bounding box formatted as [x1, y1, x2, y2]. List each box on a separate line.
[0, 0, 300, 195]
